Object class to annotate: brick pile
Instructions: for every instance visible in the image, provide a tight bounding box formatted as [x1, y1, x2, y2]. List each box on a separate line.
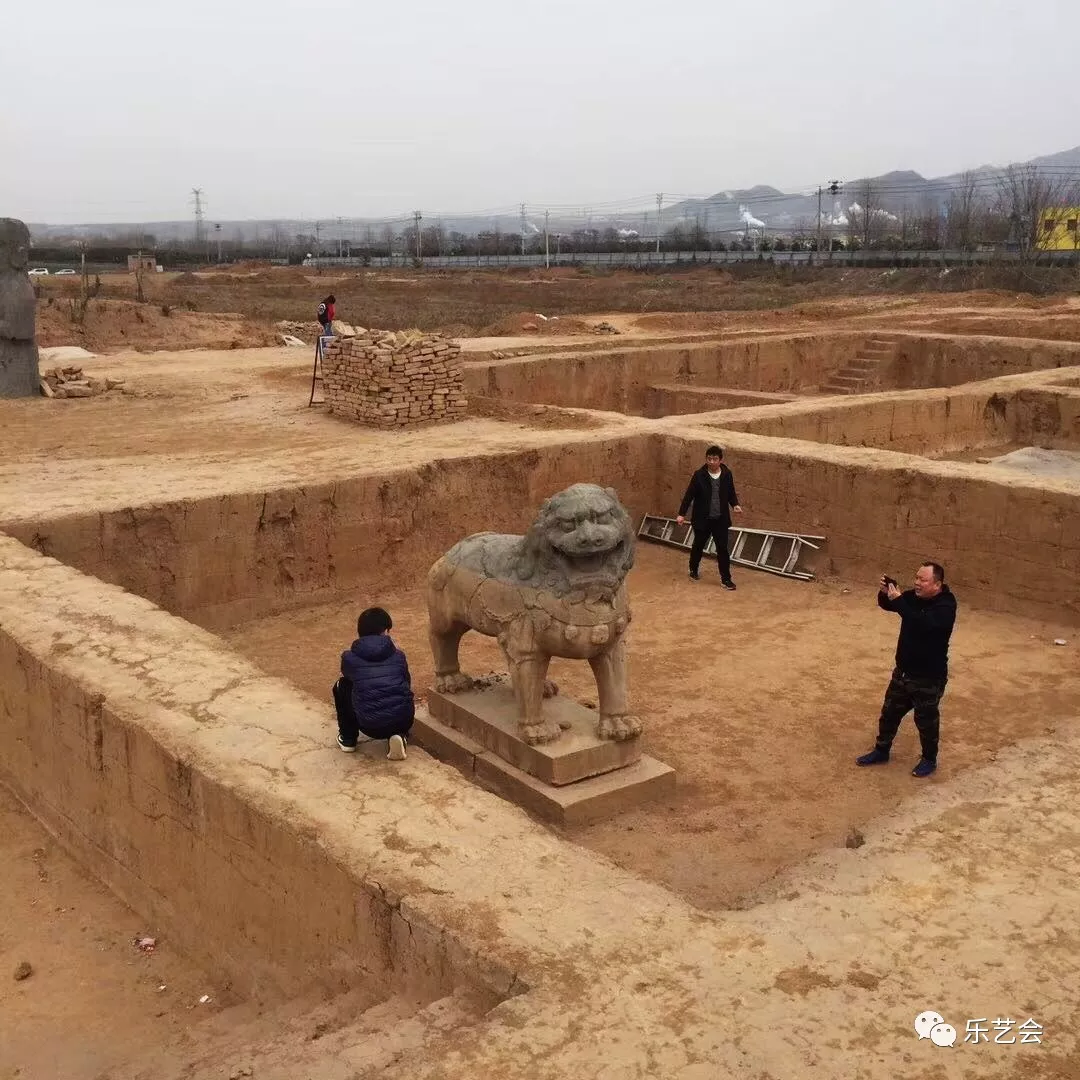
[322, 330, 467, 427]
[39, 366, 125, 399]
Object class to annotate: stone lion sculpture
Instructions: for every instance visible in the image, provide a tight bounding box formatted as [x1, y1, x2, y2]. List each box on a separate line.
[426, 483, 639, 746]
[0, 218, 39, 399]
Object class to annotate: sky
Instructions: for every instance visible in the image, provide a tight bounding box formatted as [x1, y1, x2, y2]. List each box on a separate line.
[3, 0, 1080, 225]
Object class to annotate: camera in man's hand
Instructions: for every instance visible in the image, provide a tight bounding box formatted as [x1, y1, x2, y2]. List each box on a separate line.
[883, 575, 897, 588]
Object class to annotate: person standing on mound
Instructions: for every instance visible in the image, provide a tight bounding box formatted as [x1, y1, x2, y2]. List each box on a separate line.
[676, 444, 743, 589]
[332, 606, 414, 761]
[317, 294, 336, 337]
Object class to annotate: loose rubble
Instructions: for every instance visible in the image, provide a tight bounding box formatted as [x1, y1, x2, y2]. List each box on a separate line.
[40, 366, 124, 399]
[276, 319, 362, 343]
[322, 329, 466, 428]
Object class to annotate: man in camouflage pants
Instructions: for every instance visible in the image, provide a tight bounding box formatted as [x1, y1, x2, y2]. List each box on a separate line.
[856, 562, 957, 778]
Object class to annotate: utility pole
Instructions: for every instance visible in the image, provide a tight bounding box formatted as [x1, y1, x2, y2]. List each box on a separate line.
[520, 203, 528, 256]
[315, 220, 321, 266]
[414, 210, 423, 263]
[655, 193, 663, 254]
[337, 216, 343, 258]
[544, 210, 550, 269]
[191, 188, 205, 251]
[825, 180, 841, 254]
[214, 223, 222, 263]
[816, 187, 823, 253]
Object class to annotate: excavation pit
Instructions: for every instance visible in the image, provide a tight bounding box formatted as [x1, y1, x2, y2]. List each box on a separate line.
[4, 308, 1080, 1075]
[4, 431, 1077, 915]
[462, 331, 1080, 418]
[718, 383, 1080, 458]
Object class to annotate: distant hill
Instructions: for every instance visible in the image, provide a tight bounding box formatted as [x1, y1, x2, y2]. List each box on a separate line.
[661, 145, 1080, 237]
[26, 144, 1080, 245]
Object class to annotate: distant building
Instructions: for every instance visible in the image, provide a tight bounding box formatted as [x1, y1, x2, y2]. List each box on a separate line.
[1037, 208, 1080, 251]
[127, 253, 157, 272]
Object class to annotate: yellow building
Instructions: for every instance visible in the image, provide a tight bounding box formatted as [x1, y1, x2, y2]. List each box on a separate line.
[1038, 208, 1080, 251]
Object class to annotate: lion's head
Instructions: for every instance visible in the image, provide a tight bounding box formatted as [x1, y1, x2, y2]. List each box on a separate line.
[515, 483, 635, 595]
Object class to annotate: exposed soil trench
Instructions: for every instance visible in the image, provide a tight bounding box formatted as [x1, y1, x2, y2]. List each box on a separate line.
[0, 785, 231, 1079]
[5, 285, 1080, 1077]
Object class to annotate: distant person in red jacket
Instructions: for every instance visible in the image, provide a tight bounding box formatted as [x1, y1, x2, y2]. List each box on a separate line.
[317, 294, 336, 337]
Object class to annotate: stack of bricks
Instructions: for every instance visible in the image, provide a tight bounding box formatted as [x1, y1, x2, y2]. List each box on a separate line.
[322, 330, 467, 428]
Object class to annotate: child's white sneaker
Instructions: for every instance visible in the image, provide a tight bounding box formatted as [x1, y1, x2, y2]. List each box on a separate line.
[387, 734, 407, 761]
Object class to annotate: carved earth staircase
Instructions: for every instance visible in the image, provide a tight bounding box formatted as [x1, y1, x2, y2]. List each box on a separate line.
[821, 334, 899, 395]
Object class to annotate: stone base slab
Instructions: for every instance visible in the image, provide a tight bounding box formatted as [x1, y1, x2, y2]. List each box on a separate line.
[426, 677, 641, 786]
[412, 706, 675, 825]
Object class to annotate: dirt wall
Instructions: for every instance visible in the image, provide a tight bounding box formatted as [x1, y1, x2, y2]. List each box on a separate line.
[0, 537, 507, 1007]
[1008, 388, 1080, 450]
[889, 335, 1080, 389]
[655, 431, 1080, 625]
[464, 334, 864, 413]
[642, 384, 797, 418]
[3, 437, 660, 630]
[723, 386, 1080, 455]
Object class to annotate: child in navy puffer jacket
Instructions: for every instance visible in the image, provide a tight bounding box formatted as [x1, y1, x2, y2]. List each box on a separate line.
[332, 607, 414, 760]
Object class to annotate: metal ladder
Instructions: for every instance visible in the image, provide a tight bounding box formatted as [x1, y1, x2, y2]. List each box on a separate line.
[309, 334, 334, 406]
[637, 514, 826, 581]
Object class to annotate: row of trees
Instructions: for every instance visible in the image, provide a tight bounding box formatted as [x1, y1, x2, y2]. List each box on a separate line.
[755, 166, 1080, 258]
[31, 166, 1080, 268]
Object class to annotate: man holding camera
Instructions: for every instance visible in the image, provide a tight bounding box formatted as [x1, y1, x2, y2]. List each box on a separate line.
[856, 562, 957, 778]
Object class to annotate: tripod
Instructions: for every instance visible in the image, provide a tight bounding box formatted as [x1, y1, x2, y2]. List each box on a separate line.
[309, 332, 334, 406]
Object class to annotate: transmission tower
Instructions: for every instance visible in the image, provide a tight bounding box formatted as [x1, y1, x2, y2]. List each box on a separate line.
[191, 188, 205, 246]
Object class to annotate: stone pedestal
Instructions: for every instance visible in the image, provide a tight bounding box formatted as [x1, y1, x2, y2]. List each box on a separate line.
[414, 674, 674, 824]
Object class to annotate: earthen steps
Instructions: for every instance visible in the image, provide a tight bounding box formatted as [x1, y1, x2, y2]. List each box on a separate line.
[820, 335, 901, 394]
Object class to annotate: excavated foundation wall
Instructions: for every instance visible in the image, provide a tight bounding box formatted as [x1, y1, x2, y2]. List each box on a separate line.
[720, 386, 1080, 455]
[1009, 387, 1080, 449]
[466, 334, 1080, 411]
[642, 385, 797, 417]
[464, 333, 866, 413]
[1, 437, 661, 631]
[888, 335, 1080, 389]
[0, 537, 511, 1008]
[655, 432, 1080, 625]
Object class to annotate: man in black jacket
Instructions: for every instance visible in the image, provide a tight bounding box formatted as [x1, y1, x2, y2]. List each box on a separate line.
[856, 562, 957, 778]
[677, 445, 743, 589]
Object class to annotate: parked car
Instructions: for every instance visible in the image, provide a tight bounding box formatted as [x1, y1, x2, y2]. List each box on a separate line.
[28, 267, 49, 275]
[55, 268, 76, 275]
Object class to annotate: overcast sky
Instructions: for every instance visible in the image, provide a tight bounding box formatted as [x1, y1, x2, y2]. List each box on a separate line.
[3, 0, 1078, 224]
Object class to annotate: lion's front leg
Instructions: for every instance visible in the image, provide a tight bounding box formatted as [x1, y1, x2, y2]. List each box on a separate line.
[430, 622, 475, 694]
[499, 626, 562, 746]
[589, 636, 641, 742]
